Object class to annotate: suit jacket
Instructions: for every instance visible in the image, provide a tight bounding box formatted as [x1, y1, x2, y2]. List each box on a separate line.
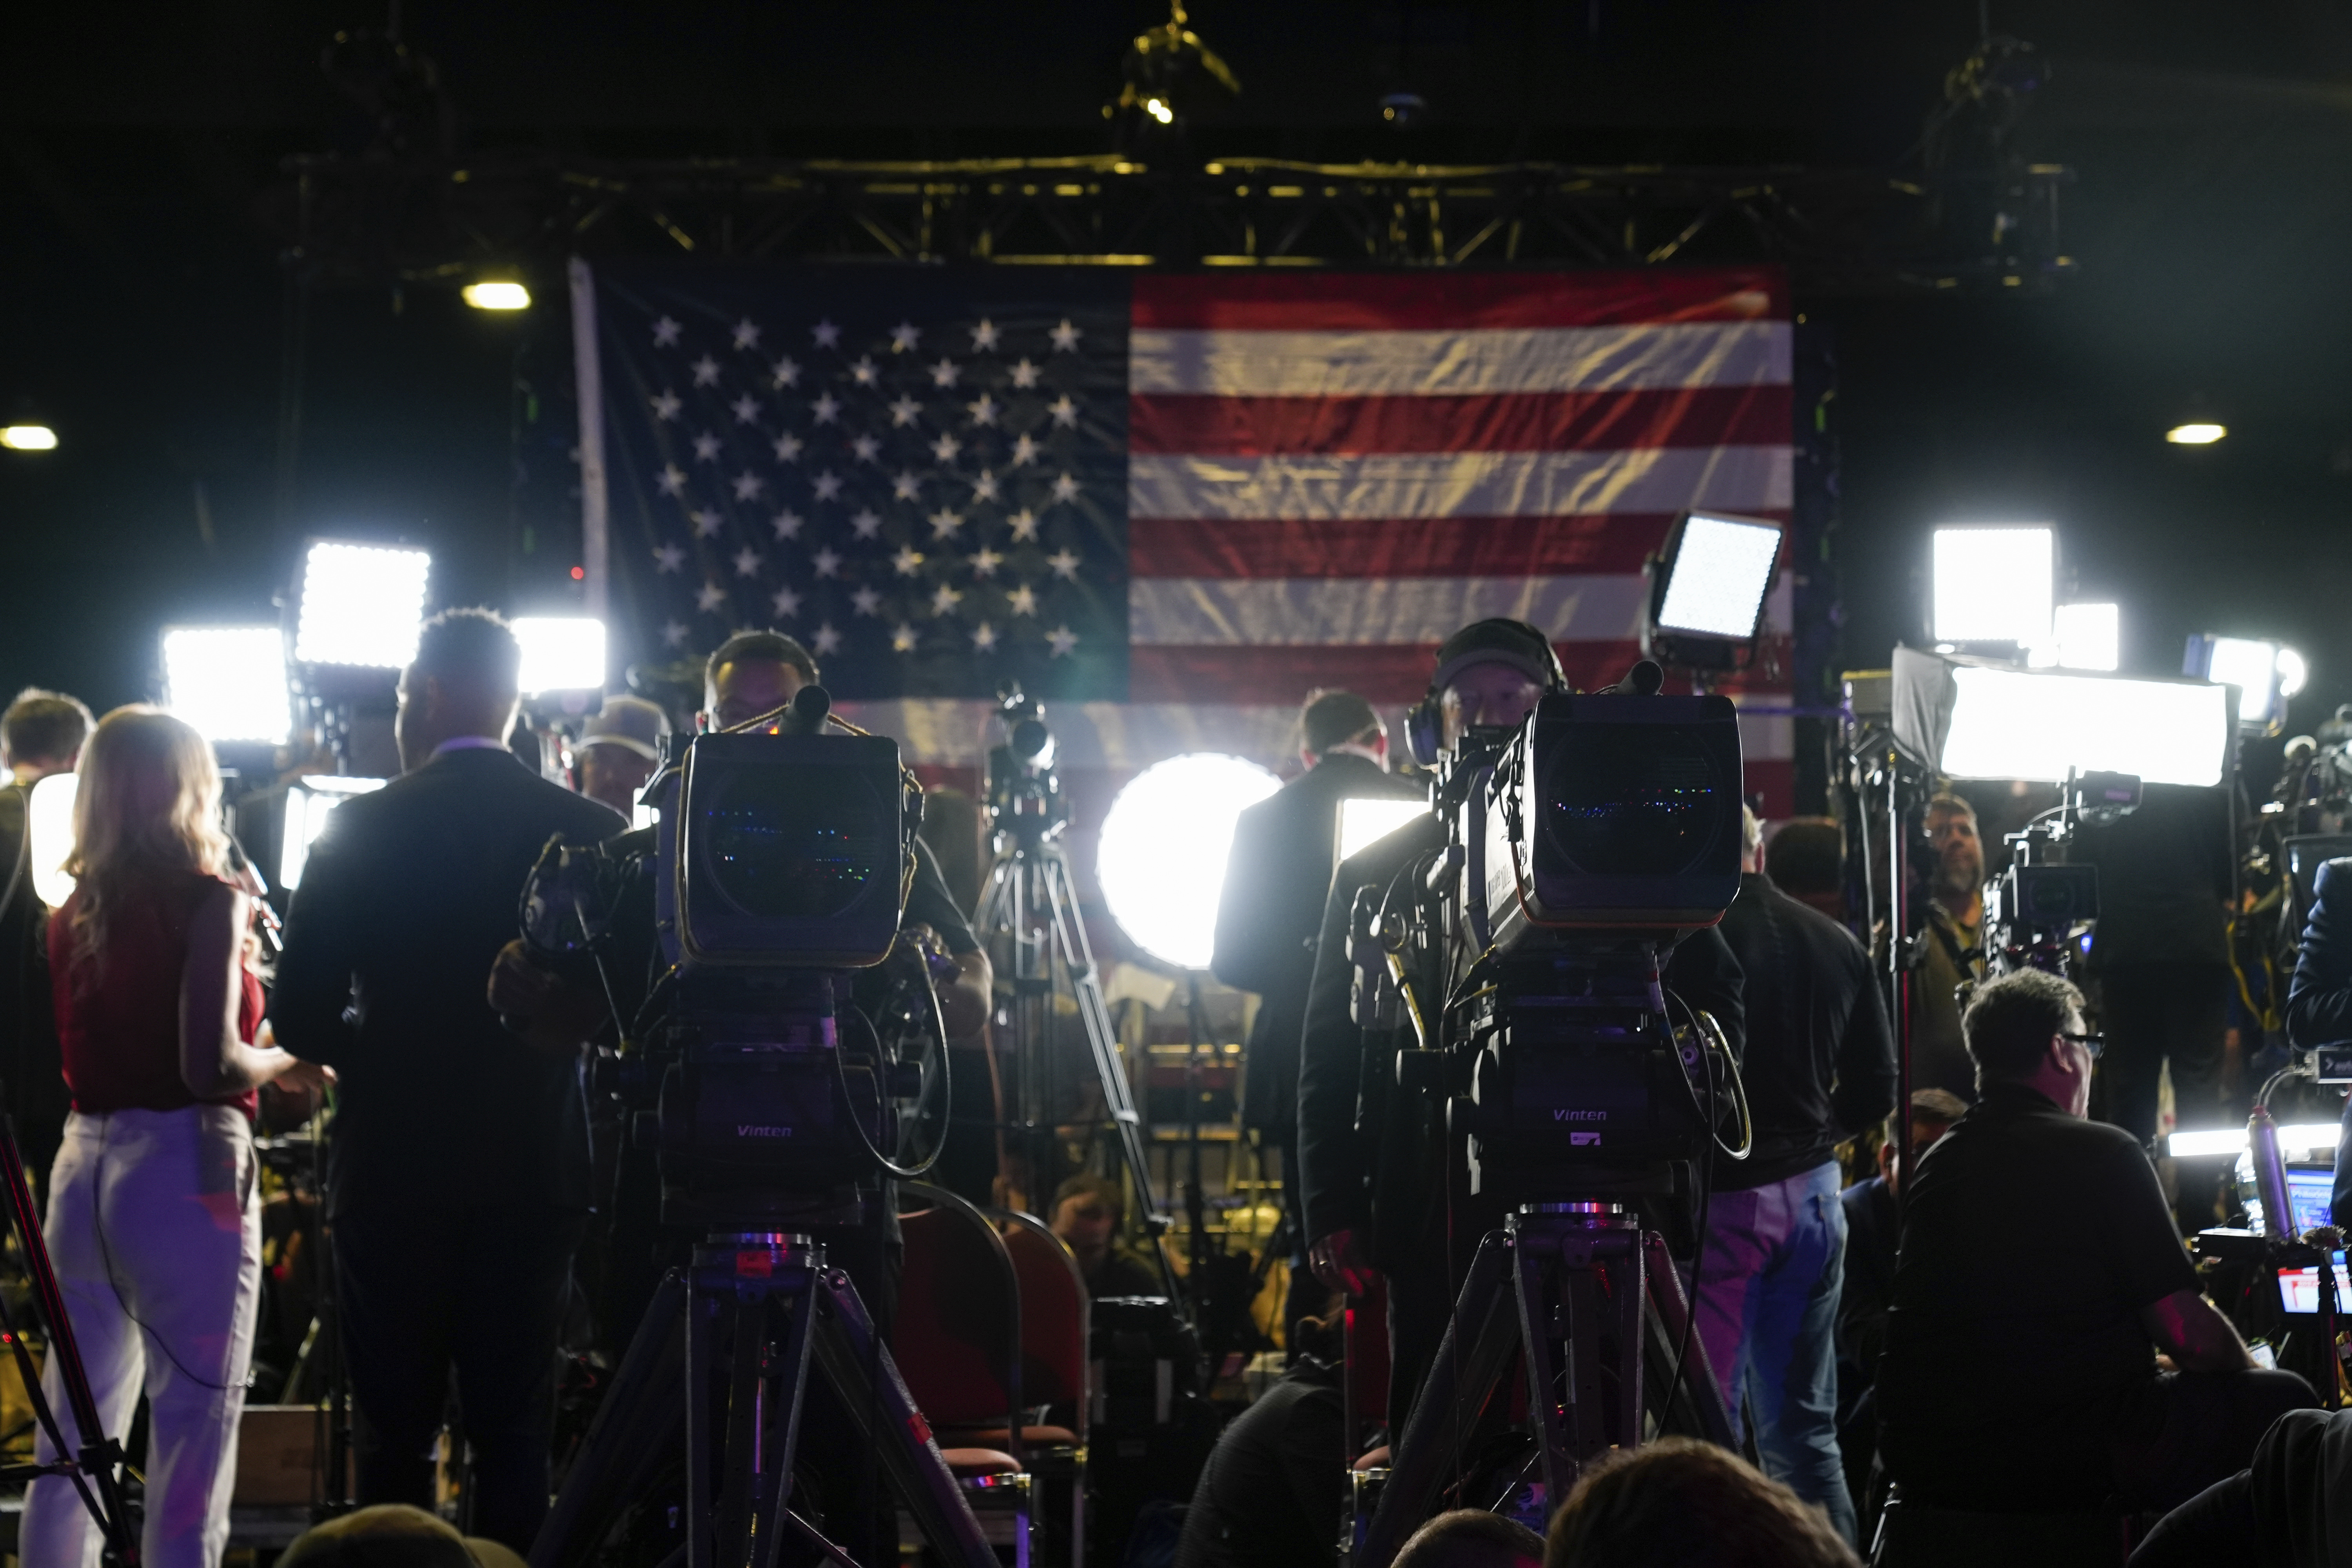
[1294, 813, 1746, 1266]
[1714, 873, 1895, 1190]
[1210, 753, 1422, 1134]
[2287, 858, 2352, 1220]
[270, 746, 624, 1216]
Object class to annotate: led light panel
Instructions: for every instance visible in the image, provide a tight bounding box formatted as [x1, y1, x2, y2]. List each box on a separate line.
[1656, 514, 1783, 639]
[1931, 526, 2054, 646]
[1096, 753, 1279, 971]
[279, 775, 387, 890]
[1940, 666, 2231, 788]
[512, 617, 607, 694]
[294, 542, 431, 668]
[1338, 796, 1428, 865]
[27, 773, 77, 909]
[2052, 603, 2119, 672]
[162, 626, 290, 745]
[2207, 637, 2279, 725]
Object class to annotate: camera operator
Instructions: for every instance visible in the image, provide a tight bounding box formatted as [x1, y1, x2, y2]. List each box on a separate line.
[1296, 618, 1745, 1438]
[1688, 808, 1895, 1545]
[269, 610, 625, 1551]
[1909, 793, 1984, 1104]
[1212, 687, 1421, 1351]
[1877, 969, 2316, 1521]
[2071, 782, 2235, 1222]
[2281, 859, 2352, 1221]
[572, 695, 669, 818]
[489, 630, 992, 1345]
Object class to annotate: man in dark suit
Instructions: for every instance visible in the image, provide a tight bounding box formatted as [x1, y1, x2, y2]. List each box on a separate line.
[1212, 689, 1422, 1350]
[271, 609, 623, 1551]
[2288, 858, 2352, 1221]
[1296, 619, 1745, 1438]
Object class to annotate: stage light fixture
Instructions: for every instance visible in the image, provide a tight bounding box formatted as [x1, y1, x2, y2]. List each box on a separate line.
[462, 281, 531, 311]
[511, 617, 607, 695]
[279, 775, 388, 891]
[2166, 423, 2227, 445]
[2169, 1124, 2336, 1159]
[1096, 752, 1279, 971]
[0, 425, 57, 451]
[294, 541, 431, 668]
[1337, 795, 1428, 864]
[1644, 510, 1784, 670]
[27, 773, 76, 909]
[2047, 602, 2119, 671]
[2279, 647, 2310, 699]
[1931, 525, 2054, 648]
[2185, 634, 2292, 728]
[162, 626, 291, 746]
[1893, 648, 2232, 789]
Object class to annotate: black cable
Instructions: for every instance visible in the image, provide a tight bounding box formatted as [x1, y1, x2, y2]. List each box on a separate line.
[87, 1131, 250, 1394]
[1661, 987, 1720, 1434]
[835, 1001, 950, 1181]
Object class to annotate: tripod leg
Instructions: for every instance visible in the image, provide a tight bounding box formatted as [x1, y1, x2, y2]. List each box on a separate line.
[1639, 1232, 1736, 1448]
[532, 1272, 688, 1568]
[749, 1277, 819, 1568]
[686, 1272, 720, 1568]
[1513, 1230, 1573, 1513]
[810, 1267, 995, 1568]
[713, 1296, 769, 1565]
[1360, 1230, 1518, 1568]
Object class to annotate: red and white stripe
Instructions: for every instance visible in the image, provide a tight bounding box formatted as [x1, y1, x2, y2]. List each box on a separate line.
[862, 270, 1795, 818]
[1124, 269, 1795, 810]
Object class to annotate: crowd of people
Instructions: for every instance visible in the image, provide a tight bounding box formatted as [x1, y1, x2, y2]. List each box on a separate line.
[0, 599, 2341, 1568]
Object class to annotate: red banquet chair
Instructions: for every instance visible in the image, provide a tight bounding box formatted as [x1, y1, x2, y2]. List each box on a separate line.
[896, 1182, 1040, 1566]
[984, 1205, 1091, 1565]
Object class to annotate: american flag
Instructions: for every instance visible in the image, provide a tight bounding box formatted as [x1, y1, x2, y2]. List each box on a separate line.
[575, 263, 1793, 809]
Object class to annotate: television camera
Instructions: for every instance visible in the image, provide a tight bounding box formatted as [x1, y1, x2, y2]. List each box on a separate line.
[522, 683, 995, 1568]
[1976, 769, 2140, 984]
[1349, 663, 1753, 1568]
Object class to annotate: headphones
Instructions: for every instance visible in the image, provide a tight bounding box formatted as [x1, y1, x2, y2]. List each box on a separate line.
[1405, 619, 1568, 767]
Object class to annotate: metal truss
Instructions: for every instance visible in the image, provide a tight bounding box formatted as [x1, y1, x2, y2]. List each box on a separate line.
[279, 149, 2072, 294]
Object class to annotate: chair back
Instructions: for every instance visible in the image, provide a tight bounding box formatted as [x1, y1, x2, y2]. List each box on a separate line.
[989, 1207, 1091, 1434]
[895, 1185, 1022, 1432]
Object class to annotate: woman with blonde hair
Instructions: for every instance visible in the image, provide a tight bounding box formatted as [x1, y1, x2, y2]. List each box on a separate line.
[22, 705, 322, 1568]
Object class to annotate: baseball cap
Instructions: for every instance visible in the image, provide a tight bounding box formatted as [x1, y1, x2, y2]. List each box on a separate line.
[579, 696, 670, 761]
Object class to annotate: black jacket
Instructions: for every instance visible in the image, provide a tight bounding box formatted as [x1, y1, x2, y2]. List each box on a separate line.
[1294, 813, 1746, 1264]
[2071, 781, 2233, 971]
[1715, 872, 1896, 1189]
[1211, 753, 1422, 1134]
[270, 746, 624, 1216]
[2288, 858, 2352, 1220]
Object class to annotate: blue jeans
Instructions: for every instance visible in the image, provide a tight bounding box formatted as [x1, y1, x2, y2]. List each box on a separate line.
[1691, 1158, 1857, 1546]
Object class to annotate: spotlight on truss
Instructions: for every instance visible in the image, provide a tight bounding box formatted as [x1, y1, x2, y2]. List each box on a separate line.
[462, 280, 530, 311]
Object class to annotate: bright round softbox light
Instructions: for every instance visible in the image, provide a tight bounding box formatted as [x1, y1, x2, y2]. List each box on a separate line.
[1096, 753, 1279, 971]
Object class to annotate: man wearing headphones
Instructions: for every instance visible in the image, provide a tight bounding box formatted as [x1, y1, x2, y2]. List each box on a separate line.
[1295, 619, 1746, 1441]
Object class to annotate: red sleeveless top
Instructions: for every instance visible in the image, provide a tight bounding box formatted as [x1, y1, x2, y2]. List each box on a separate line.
[49, 870, 262, 1118]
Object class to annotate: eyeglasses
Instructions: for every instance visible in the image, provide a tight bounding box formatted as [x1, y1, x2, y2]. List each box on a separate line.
[2061, 1031, 2105, 1060]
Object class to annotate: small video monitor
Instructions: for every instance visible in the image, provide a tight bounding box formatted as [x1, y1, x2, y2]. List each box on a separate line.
[2278, 1252, 2352, 1316]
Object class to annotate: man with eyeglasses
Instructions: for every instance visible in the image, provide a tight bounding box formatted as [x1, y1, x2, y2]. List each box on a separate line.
[1877, 969, 2316, 1522]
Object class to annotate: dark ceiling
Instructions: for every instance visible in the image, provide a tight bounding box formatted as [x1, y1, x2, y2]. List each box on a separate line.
[5, 1, 2352, 760]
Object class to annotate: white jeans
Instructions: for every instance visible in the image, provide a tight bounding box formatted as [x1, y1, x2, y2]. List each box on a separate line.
[22, 1107, 261, 1568]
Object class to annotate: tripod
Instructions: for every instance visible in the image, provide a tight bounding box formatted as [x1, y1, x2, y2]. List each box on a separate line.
[1353, 1203, 1734, 1568]
[532, 1231, 994, 1568]
[974, 836, 1177, 1294]
[0, 1115, 139, 1563]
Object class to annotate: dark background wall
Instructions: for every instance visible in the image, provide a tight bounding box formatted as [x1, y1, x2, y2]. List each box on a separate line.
[5, 1, 2351, 742]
